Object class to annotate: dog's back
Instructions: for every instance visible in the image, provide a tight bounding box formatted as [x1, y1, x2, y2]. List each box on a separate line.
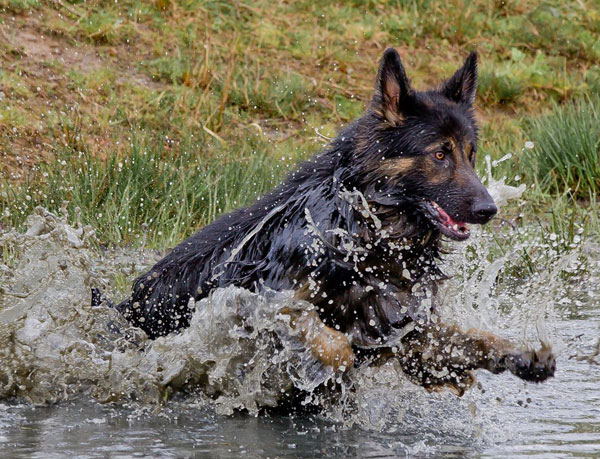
[114, 155, 342, 338]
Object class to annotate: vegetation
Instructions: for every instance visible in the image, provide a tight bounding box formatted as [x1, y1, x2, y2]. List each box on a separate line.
[0, 0, 598, 249]
[524, 96, 600, 199]
[2, 134, 298, 246]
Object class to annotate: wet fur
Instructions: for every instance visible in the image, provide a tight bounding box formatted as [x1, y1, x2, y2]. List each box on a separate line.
[101, 49, 555, 393]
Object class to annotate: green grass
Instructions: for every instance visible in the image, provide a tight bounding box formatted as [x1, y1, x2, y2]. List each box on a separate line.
[523, 96, 600, 199]
[0, 0, 39, 13]
[0, 0, 599, 249]
[0, 132, 308, 247]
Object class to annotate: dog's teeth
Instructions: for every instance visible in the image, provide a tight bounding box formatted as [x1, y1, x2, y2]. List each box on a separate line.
[453, 224, 458, 231]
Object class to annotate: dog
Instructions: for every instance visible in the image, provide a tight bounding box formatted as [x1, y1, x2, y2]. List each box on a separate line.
[93, 48, 555, 395]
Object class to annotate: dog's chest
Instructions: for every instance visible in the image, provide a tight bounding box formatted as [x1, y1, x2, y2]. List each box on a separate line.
[294, 256, 438, 346]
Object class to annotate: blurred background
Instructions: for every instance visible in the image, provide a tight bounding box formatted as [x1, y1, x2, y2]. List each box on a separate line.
[0, 0, 598, 247]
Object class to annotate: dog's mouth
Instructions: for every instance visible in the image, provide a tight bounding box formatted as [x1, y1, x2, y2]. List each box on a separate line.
[423, 201, 470, 241]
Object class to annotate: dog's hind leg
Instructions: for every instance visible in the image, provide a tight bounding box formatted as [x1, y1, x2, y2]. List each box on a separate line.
[384, 323, 555, 395]
[281, 308, 355, 373]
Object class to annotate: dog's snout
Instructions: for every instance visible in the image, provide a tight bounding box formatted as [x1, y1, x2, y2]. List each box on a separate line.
[472, 201, 497, 224]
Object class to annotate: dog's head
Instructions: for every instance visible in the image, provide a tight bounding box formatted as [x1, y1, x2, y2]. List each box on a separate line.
[351, 48, 496, 241]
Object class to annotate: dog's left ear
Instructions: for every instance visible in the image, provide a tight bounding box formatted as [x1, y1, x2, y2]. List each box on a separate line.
[442, 51, 478, 106]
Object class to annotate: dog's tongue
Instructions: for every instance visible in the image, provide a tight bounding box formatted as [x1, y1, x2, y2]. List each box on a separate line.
[442, 208, 468, 230]
[431, 202, 469, 235]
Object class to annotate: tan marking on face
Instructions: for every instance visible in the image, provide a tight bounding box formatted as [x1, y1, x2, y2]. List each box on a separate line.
[444, 137, 458, 154]
[422, 141, 452, 184]
[379, 157, 416, 176]
[464, 142, 475, 164]
[423, 141, 445, 155]
[453, 169, 471, 186]
[463, 141, 472, 156]
[451, 139, 477, 186]
[423, 160, 449, 184]
[450, 136, 474, 164]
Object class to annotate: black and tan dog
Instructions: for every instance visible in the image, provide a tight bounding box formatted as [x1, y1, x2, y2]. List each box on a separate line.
[94, 48, 555, 395]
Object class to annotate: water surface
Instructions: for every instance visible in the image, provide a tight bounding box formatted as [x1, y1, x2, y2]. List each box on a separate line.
[0, 206, 598, 458]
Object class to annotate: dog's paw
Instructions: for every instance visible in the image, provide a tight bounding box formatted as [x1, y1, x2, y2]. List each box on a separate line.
[505, 346, 556, 382]
[423, 370, 476, 397]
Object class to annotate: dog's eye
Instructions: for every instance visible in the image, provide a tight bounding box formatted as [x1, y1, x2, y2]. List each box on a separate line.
[434, 151, 445, 161]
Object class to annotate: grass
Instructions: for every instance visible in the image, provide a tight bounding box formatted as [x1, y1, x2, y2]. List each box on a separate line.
[523, 96, 600, 199]
[1, 132, 306, 247]
[0, 0, 599, 249]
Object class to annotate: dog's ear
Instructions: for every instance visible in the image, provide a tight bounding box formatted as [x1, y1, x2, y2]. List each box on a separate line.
[442, 51, 478, 106]
[373, 48, 412, 125]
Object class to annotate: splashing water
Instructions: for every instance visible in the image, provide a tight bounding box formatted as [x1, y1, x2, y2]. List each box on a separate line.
[0, 167, 598, 456]
[0, 207, 335, 411]
[485, 153, 526, 208]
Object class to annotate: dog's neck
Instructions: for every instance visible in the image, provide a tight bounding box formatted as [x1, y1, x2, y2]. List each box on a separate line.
[289, 143, 443, 285]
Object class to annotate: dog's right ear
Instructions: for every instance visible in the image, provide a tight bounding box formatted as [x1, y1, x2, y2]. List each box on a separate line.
[373, 48, 412, 125]
[442, 51, 478, 106]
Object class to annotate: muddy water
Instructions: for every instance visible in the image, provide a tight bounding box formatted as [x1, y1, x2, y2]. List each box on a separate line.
[0, 204, 599, 457]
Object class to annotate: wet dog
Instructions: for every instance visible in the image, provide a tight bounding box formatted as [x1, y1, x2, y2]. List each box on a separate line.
[94, 48, 555, 395]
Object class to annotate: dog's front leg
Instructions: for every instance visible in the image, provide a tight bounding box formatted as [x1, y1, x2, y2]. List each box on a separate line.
[280, 308, 355, 372]
[388, 323, 556, 395]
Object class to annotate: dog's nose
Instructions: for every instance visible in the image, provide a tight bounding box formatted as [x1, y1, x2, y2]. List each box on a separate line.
[472, 201, 497, 224]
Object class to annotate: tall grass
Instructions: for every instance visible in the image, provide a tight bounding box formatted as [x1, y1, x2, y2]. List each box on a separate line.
[523, 96, 600, 199]
[2, 0, 600, 248]
[0, 133, 300, 248]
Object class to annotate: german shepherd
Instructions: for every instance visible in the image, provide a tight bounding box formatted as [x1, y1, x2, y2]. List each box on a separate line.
[93, 48, 555, 395]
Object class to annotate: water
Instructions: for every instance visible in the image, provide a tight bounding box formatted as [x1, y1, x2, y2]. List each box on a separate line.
[0, 200, 598, 457]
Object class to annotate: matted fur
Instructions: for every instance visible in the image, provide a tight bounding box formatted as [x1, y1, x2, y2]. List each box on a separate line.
[95, 49, 555, 393]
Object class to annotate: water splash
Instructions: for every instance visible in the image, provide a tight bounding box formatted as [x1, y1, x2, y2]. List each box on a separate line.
[0, 207, 345, 412]
[0, 171, 597, 451]
[485, 154, 526, 209]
